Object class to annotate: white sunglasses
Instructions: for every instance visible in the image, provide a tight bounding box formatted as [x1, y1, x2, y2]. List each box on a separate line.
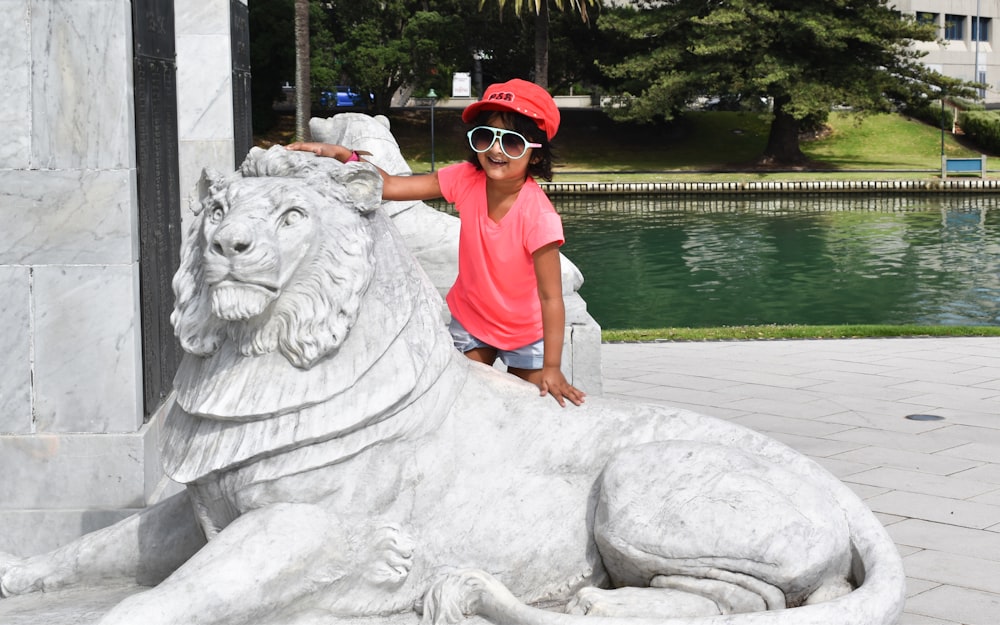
[467, 126, 542, 160]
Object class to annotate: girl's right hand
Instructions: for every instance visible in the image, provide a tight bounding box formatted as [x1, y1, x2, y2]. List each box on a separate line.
[286, 142, 350, 162]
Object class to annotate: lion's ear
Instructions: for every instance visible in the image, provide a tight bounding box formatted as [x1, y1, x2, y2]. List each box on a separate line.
[341, 165, 384, 215]
[191, 167, 227, 216]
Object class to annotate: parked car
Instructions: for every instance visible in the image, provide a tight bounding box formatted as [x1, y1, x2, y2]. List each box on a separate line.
[319, 86, 364, 108]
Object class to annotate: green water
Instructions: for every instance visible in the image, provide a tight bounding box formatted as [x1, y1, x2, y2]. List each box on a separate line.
[556, 194, 1000, 329]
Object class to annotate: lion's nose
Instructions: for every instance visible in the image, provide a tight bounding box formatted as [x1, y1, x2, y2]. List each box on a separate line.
[212, 222, 254, 257]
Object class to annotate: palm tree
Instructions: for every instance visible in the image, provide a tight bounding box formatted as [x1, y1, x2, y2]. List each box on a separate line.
[294, 0, 311, 141]
[482, 0, 595, 89]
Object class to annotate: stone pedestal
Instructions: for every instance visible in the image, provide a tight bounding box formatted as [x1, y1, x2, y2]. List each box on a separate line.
[0, 0, 244, 557]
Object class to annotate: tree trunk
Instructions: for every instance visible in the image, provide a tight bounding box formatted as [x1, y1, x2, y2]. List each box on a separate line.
[761, 95, 806, 166]
[533, 1, 549, 89]
[294, 0, 311, 142]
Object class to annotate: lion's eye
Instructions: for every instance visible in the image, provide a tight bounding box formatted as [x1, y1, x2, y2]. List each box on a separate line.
[209, 206, 226, 224]
[281, 208, 305, 227]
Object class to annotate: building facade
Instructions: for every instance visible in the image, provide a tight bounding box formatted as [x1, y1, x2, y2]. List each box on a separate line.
[896, 0, 1000, 105]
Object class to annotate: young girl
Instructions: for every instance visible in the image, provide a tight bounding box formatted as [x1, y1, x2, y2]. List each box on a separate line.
[289, 78, 584, 407]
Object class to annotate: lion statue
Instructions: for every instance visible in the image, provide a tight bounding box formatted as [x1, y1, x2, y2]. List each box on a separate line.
[0, 146, 905, 625]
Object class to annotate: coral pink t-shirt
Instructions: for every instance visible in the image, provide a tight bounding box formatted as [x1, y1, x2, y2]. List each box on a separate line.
[437, 162, 564, 350]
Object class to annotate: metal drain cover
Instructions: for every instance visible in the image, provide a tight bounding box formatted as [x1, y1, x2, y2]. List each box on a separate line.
[905, 414, 945, 421]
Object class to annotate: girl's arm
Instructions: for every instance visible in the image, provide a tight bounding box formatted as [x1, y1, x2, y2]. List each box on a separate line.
[533, 242, 586, 407]
[286, 141, 441, 201]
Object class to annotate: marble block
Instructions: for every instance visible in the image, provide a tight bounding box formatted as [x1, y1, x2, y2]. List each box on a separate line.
[0, 267, 31, 433]
[32, 265, 142, 433]
[0, 169, 137, 266]
[28, 0, 134, 170]
[0, 0, 30, 170]
[0, 147, 905, 625]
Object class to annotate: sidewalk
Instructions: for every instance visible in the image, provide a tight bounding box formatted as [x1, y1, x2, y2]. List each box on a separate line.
[601, 337, 1000, 625]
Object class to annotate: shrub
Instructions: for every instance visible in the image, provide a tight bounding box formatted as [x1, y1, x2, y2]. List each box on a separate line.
[958, 110, 1000, 154]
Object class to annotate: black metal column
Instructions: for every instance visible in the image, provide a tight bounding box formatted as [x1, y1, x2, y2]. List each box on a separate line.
[132, 0, 182, 418]
[232, 0, 253, 166]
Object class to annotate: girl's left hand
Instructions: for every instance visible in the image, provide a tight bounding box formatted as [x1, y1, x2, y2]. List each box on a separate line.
[538, 366, 586, 407]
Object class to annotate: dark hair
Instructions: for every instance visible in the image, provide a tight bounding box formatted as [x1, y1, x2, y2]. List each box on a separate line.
[465, 110, 555, 181]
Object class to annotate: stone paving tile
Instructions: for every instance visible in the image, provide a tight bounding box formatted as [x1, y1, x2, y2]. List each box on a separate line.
[845, 466, 999, 500]
[889, 379, 1000, 400]
[827, 427, 969, 454]
[952, 463, 1000, 485]
[799, 380, 924, 401]
[971, 488, 1000, 506]
[903, 550, 1000, 595]
[704, 368, 828, 389]
[605, 384, 747, 409]
[906, 578, 940, 597]
[729, 413, 854, 438]
[924, 409, 1000, 430]
[875, 512, 908, 527]
[846, 482, 890, 500]
[896, 544, 922, 557]
[899, 394, 1000, 418]
[938, 426, 1000, 447]
[819, 410, 953, 434]
[865, 491, 1000, 529]
[899, 611, 958, 625]
[759, 431, 866, 458]
[625, 371, 741, 392]
[816, 394, 948, 419]
[883, 367, 999, 387]
[716, 395, 848, 419]
[936, 442, 1000, 463]
[831, 445, 983, 476]
[888, 519, 1000, 562]
[904, 583, 1000, 624]
[811, 455, 877, 479]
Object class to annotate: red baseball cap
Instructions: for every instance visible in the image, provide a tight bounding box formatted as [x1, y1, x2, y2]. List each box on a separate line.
[461, 78, 561, 140]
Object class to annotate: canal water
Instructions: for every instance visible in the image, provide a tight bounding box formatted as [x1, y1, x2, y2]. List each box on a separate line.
[554, 194, 1000, 329]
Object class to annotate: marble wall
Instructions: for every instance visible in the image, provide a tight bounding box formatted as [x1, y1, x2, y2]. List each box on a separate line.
[0, 0, 244, 556]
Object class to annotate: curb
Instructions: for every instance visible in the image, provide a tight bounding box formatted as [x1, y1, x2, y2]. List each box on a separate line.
[540, 179, 1000, 195]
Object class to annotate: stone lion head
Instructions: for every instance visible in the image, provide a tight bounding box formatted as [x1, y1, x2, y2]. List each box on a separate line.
[171, 145, 383, 369]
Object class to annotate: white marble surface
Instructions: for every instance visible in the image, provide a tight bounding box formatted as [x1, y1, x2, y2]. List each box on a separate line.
[175, 0, 229, 35]
[29, 0, 134, 170]
[32, 264, 142, 433]
[176, 35, 233, 142]
[0, 1, 30, 170]
[0, 267, 31, 433]
[0, 170, 137, 265]
[0, 431, 147, 510]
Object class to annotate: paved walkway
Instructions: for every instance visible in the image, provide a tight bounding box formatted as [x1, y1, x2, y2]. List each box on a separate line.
[601, 337, 1000, 625]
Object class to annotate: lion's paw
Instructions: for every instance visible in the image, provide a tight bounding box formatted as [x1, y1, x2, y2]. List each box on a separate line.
[567, 585, 723, 618]
[0, 554, 38, 598]
[363, 524, 415, 589]
[418, 569, 504, 625]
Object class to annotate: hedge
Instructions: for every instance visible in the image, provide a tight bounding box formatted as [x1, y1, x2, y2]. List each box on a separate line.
[958, 110, 1000, 154]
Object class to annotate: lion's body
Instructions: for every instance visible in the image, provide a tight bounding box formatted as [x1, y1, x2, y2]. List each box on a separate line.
[0, 146, 905, 625]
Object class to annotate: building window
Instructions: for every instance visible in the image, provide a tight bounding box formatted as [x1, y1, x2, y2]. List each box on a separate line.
[945, 14, 965, 41]
[972, 17, 990, 42]
[916, 12, 937, 27]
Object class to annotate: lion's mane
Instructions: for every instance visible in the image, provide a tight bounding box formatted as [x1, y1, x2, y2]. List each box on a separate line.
[171, 146, 382, 369]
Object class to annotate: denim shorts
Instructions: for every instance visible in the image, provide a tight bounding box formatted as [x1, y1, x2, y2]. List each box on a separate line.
[448, 316, 544, 370]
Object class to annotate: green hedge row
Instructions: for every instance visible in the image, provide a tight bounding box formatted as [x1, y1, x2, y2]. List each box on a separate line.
[906, 100, 951, 129]
[958, 110, 1000, 154]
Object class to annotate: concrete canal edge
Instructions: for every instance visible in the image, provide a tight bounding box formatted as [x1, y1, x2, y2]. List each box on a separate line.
[540, 178, 1000, 195]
